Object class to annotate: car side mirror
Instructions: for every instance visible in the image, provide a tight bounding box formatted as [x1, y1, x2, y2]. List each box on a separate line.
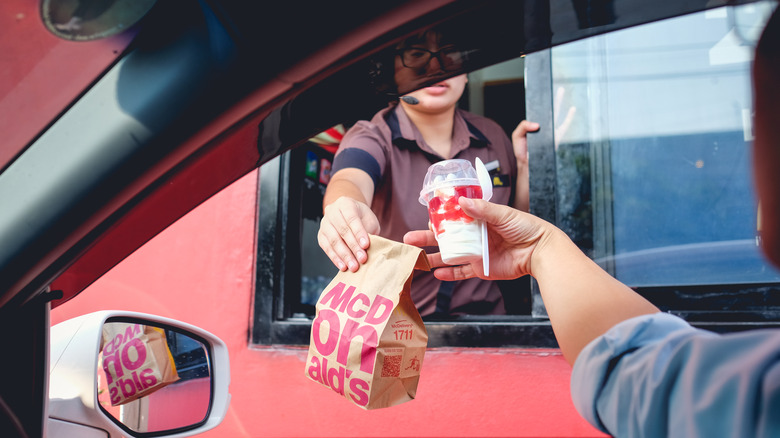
[48, 311, 230, 437]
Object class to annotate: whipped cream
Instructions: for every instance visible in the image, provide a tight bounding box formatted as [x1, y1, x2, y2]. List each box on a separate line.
[436, 219, 483, 264]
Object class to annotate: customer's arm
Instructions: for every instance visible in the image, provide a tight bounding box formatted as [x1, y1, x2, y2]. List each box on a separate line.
[404, 197, 659, 365]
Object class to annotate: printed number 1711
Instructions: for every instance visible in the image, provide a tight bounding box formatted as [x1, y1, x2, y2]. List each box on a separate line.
[394, 329, 413, 340]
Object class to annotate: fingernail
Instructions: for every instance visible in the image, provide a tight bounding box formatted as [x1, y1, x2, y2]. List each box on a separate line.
[348, 261, 358, 271]
[360, 237, 368, 248]
[337, 261, 346, 271]
[461, 197, 474, 208]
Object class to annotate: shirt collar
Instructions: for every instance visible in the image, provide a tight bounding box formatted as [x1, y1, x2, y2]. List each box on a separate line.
[386, 105, 489, 158]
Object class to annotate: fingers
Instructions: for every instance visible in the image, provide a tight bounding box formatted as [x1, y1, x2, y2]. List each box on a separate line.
[403, 230, 481, 279]
[425, 251, 445, 268]
[457, 197, 505, 226]
[512, 120, 540, 139]
[431, 264, 478, 282]
[361, 209, 381, 239]
[317, 225, 355, 272]
[403, 230, 446, 269]
[318, 199, 378, 272]
[403, 230, 437, 248]
[511, 120, 540, 165]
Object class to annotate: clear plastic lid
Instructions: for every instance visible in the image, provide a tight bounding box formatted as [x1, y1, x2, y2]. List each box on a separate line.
[418, 159, 480, 205]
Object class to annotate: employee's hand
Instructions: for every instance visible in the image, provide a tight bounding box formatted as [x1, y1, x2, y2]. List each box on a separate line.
[510, 120, 539, 212]
[404, 197, 551, 281]
[318, 196, 381, 272]
[511, 120, 540, 165]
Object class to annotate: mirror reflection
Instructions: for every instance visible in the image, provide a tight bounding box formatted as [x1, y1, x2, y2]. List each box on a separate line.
[97, 321, 211, 433]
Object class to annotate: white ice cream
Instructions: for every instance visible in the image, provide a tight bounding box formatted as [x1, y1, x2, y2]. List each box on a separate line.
[435, 219, 483, 265]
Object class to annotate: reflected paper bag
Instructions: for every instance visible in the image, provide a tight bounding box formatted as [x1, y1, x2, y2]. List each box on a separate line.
[305, 235, 430, 409]
[101, 323, 180, 406]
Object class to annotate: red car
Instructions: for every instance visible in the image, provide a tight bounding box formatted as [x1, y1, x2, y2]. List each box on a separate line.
[1, 0, 777, 436]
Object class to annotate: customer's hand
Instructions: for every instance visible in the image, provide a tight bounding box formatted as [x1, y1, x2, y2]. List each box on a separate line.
[404, 197, 552, 281]
[407, 196, 659, 366]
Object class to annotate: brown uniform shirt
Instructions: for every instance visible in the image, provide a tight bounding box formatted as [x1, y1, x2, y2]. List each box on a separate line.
[332, 103, 517, 316]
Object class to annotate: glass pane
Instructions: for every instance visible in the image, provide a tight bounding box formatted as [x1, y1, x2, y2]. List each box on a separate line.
[297, 143, 339, 315]
[551, 2, 780, 287]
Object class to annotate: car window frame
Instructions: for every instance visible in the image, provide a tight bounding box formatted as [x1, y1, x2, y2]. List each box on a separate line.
[251, 1, 780, 348]
[525, 3, 780, 332]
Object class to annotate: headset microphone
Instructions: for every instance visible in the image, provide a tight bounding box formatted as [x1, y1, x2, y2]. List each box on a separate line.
[400, 96, 420, 105]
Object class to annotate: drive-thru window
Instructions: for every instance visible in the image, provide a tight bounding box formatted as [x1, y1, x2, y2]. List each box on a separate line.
[252, 1, 780, 348]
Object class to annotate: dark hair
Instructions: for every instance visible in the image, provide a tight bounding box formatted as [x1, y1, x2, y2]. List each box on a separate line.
[394, 21, 467, 51]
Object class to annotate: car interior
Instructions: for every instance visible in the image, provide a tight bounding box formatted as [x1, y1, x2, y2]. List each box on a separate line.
[0, 0, 777, 436]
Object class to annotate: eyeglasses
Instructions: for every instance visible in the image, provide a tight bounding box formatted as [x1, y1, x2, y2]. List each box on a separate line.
[398, 46, 463, 71]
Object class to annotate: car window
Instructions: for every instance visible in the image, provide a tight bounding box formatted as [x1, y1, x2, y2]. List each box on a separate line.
[552, 2, 778, 287]
[253, 1, 780, 347]
[0, 2, 134, 172]
[528, 1, 780, 323]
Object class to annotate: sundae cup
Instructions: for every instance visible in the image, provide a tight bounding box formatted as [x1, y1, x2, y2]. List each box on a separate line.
[419, 159, 484, 265]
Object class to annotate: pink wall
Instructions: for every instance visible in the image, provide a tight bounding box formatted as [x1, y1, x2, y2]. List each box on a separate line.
[51, 169, 605, 437]
[148, 378, 211, 430]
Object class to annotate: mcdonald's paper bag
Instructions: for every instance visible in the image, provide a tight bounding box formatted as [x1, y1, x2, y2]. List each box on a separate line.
[101, 323, 180, 406]
[305, 235, 431, 409]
